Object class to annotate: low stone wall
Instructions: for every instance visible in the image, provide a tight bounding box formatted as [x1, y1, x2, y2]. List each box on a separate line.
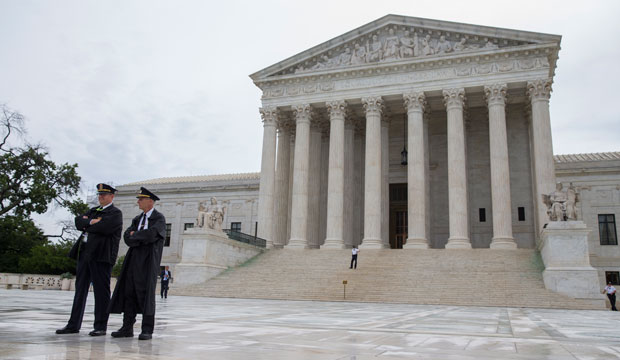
[0, 273, 121, 292]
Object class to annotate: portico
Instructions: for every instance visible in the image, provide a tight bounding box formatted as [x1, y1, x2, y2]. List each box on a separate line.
[253, 15, 559, 250]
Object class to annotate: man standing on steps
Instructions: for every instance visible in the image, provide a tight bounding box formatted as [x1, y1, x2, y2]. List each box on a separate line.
[109, 187, 166, 340]
[350, 246, 359, 269]
[603, 282, 618, 311]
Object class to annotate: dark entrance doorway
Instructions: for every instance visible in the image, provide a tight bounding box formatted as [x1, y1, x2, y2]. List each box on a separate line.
[389, 183, 408, 249]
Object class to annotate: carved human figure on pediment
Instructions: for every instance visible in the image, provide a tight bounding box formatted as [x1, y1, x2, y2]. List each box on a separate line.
[484, 40, 499, 49]
[453, 38, 467, 52]
[434, 35, 452, 54]
[311, 55, 329, 70]
[421, 35, 434, 56]
[338, 47, 352, 66]
[366, 34, 383, 62]
[351, 43, 366, 65]
[382, 28, 400, 61]
[399, 30, 416, 58]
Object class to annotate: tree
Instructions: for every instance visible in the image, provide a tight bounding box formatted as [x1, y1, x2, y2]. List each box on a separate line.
[18, 238, 76, 275]
[0, 104, 82, 218]
[0, 215, 47, 272]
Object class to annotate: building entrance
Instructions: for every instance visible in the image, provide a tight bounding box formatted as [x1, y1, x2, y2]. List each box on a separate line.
[389, 184, 408, 249]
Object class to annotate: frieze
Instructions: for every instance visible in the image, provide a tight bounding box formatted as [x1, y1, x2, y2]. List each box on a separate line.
[261, 57, 551, 100]
[272, 25, 533, 77]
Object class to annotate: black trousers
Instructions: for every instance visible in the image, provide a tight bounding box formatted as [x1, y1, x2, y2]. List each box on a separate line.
[350, 255, 358, 269]
[122, 274, 155, 334]
[608, 293, 617, 311]
[67, 254, 111, 331]
[160, 280, 169, 298]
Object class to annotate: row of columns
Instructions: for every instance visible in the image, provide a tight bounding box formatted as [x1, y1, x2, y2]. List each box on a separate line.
[257, 79, 554, 249]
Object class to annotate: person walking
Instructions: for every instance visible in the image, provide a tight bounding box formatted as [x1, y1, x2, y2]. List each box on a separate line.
[56, 183, 122, 336]
[350, 246, 359, 269]
[160, 266, 171, 299]
[109, 187, 166, 340]
[604, 282, 618, 311]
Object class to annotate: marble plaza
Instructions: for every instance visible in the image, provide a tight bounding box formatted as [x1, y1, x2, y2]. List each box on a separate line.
[1, 289, 620, 360]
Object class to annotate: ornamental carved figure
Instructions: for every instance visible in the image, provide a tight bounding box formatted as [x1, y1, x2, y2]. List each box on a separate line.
[542, 183, 579, 221]
[196, 197, 227, 231]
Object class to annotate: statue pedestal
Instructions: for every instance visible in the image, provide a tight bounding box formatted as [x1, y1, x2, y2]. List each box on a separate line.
[174, 228, 263, 286]
[539, 221, 605, 305]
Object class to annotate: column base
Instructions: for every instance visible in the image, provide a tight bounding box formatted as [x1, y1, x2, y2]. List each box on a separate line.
[445, 237, 472, 249]
[322, 239, 346, 249]
[403, 238, 429, 249]
[490, 237, 517, 249]
[285, 238, 310, 249]
[359, 238, 387, 249]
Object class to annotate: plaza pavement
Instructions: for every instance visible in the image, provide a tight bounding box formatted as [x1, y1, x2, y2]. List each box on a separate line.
[1, 288, 620, 359]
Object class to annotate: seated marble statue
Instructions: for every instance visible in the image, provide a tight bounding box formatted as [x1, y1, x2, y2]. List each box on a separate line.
[196, 197, 226, 231]
[542, 183, 579, 221]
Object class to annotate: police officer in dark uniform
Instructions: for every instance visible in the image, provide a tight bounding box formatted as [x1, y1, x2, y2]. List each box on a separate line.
[109, 187, 166, 340]
[56, 183, 123, 336]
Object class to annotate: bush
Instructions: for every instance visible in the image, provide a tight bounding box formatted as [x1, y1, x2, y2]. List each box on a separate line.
[60, 272, 74, 279]
[112, 255, 125, 277]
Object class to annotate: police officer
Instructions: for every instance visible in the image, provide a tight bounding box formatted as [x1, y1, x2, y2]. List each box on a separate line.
[56, 183, 123, 336]
[109, 187, 166, 340]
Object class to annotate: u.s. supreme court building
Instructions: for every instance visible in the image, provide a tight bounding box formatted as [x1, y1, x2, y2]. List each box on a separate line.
[114, 15, 620, 299]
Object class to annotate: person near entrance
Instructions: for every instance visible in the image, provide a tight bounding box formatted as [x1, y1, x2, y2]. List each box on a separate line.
[350, 246, 359, 269]
[109, 187, 166, 340]
[603, 282, 618, 311]
[56, 183, 123, 336]
[160, 266, 171, 299]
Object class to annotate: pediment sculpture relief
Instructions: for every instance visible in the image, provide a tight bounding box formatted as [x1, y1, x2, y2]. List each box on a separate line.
[285, 26, 515, 76]
[542, 183, 579, 221]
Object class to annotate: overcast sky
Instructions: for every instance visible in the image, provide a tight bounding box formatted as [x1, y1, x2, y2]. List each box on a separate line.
[1, 0, 619, 234]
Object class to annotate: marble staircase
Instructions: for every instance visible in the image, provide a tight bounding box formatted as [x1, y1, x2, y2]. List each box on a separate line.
[174, 248, 604, 309]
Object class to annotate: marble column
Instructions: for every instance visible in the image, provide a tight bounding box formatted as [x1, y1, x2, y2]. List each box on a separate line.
[307, 121, 323, 249]
[381, 116, 390, 248]
[287, 104, 313, 249]
[257, 107, 278, 247]
[443, 89, 471, 249]
[343, 118, 355, 247]
[323, 100, 347, 249]
[354, 128, 365, 247]
[272, 122, 291, 249]
[527, 79, 556, 236]
[286, 135, 295, 243]
[403, 92, 429, 249]
[360, 96, 385, 249]
[485, 84, 517, 249]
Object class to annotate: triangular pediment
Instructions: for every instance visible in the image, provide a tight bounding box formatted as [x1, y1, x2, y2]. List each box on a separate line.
[250, 14, 561, 81]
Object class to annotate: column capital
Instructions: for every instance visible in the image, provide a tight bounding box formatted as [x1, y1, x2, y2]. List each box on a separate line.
[326, 100, 347, 120]
[527, 79, 553, 102]
[403, 91, 427, 113]
[293, 104, 313, 125]
[442, 88, 467, 110]
[259, 107, 279, 126]
[362, 96, 384, 116]
[484, 83, 508, 107]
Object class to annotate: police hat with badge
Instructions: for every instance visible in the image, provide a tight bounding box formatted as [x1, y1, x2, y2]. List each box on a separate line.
[136, 187, 160, 201]
[96, 183, 117, 195]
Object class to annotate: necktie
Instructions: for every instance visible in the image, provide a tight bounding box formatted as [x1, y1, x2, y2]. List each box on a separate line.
[139, 213, 147, 231]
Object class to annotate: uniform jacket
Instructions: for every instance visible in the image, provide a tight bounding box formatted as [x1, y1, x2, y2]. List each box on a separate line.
[109, 209, 166, 316]
[69, 204, 123, 264]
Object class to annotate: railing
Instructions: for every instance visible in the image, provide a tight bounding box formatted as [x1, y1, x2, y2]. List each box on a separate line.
[223, 229, 267, 248]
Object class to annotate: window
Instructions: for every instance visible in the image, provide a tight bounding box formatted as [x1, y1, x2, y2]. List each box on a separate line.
[479, 208, 486, 222]
[231, 222, 242, 232]
[518, 207, 525, 221]
[606, 271, 620, 285]
[165, 224, 171, 247]
[184, 223, 194, 231]
[599, 214, 618, 245]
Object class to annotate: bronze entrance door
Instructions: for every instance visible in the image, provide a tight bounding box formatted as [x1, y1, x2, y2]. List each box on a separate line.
[389, 184, 408, 249]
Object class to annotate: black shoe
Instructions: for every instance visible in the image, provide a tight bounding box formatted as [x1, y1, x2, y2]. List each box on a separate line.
[56, 326, 79, 334]
[138, 333, 152, 340]
[111, 328, 134, 338]
[89, 329, 106, 336]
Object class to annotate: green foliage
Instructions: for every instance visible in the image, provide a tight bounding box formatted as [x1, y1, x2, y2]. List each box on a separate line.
[112, 255, 125, 277]
[62, 199, 90, 217]
[18, 238, 76, 275]
[0, 105, 82, 218]
[0, 215, 47, 272]
[60, 272, 74, 279]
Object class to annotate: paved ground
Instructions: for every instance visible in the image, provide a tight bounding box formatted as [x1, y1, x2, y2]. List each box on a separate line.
[1, 289, 620, 359]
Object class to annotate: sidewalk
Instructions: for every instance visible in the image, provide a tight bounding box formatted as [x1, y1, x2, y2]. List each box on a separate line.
[1, 289, 619, 359]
